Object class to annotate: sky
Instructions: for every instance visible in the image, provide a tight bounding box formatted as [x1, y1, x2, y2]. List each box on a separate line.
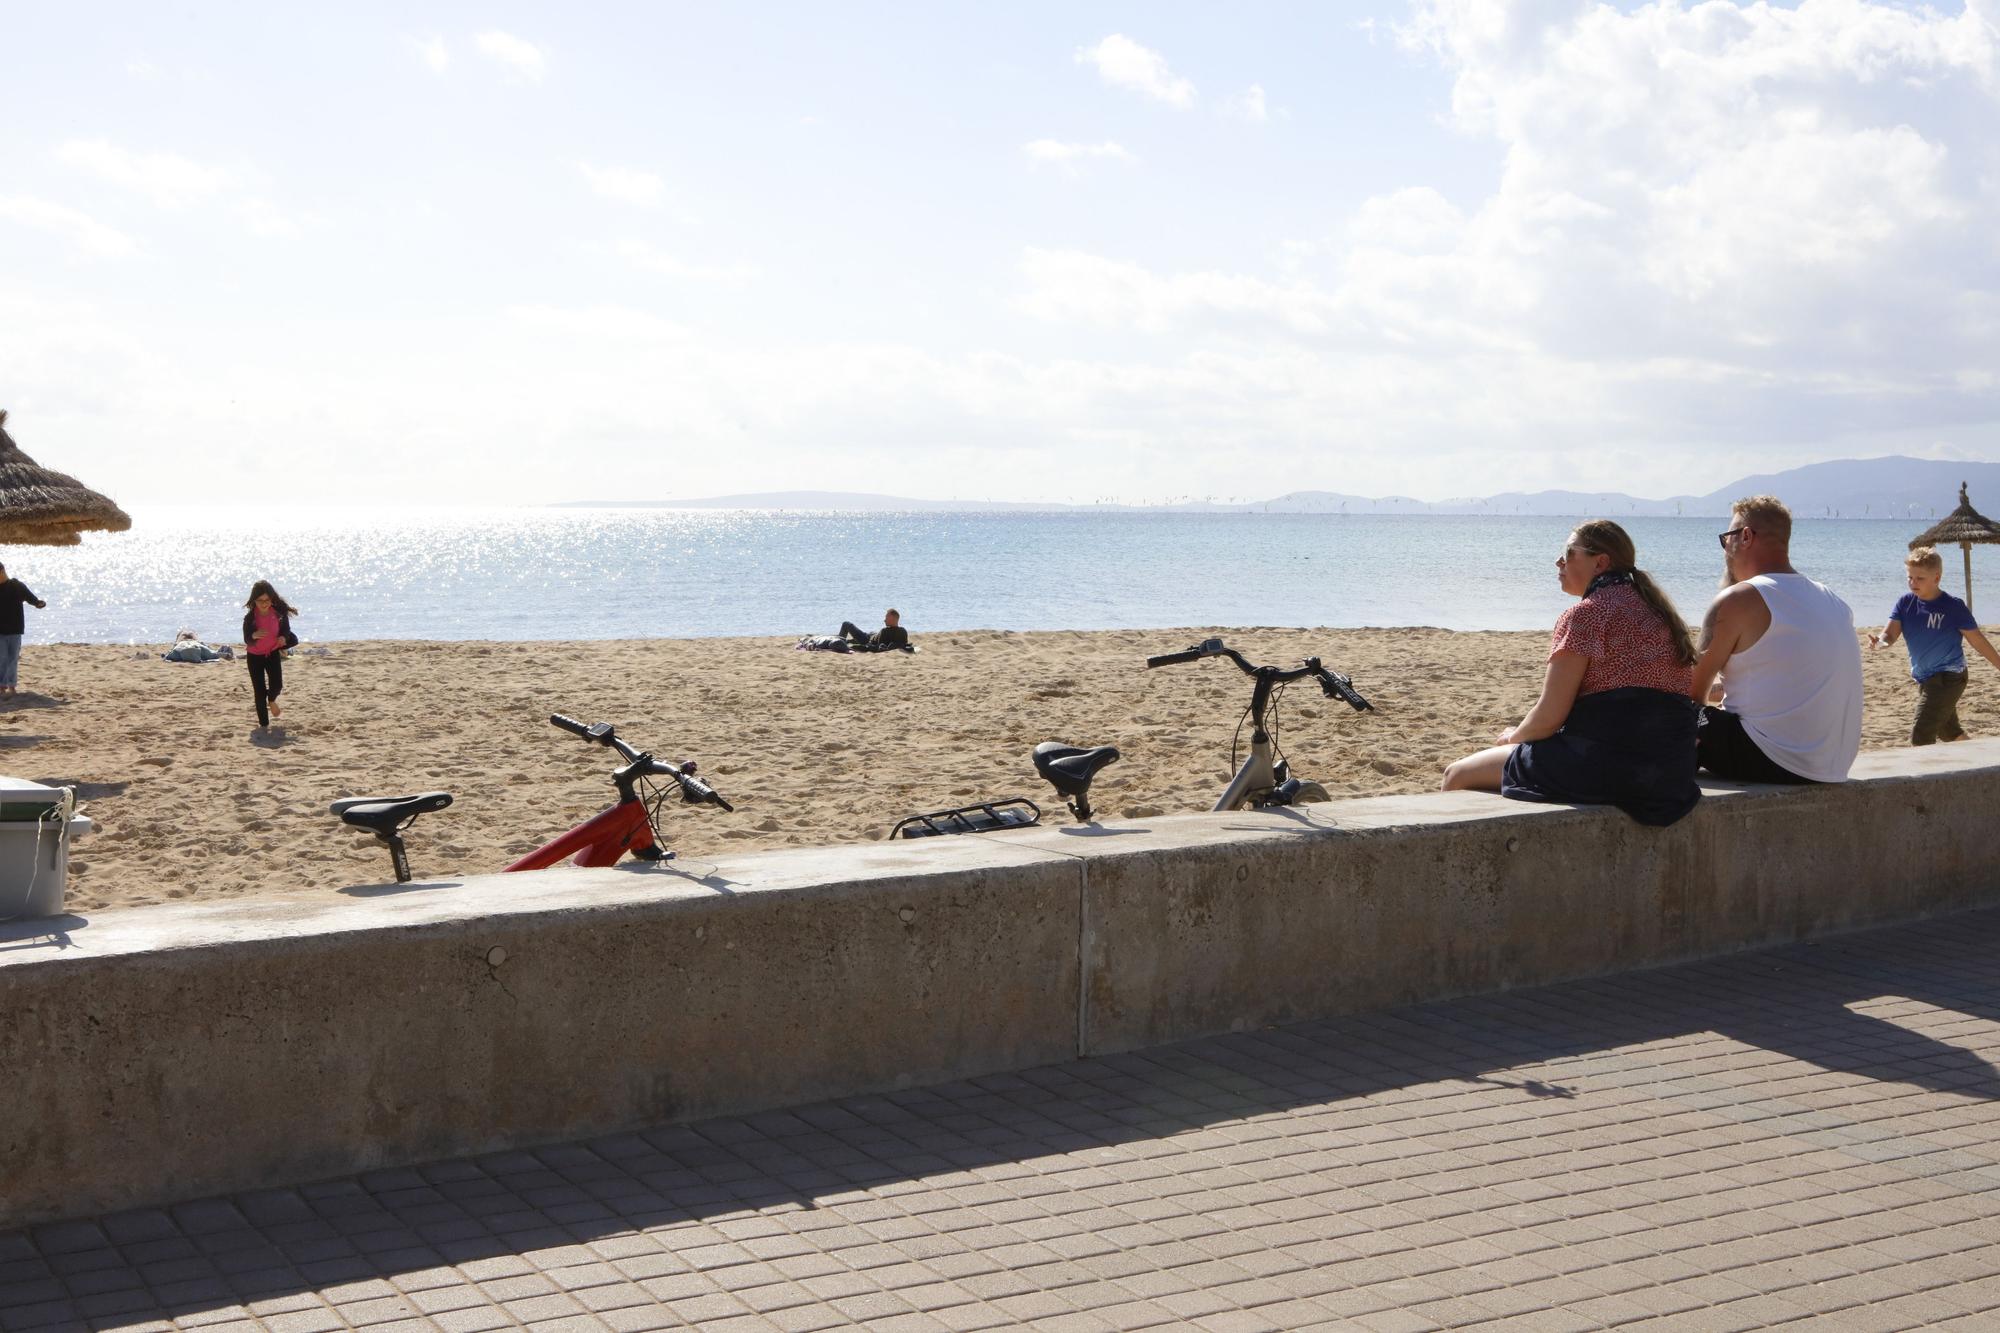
[3, 0, 1998, 508]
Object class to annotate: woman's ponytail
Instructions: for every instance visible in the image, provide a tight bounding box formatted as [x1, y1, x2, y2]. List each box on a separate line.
[1571, 519, 1695, 666]
[1628, 570, 1696, 666]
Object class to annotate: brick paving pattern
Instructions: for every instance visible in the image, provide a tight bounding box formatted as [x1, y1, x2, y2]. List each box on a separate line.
[7, 907, 2000, 1331]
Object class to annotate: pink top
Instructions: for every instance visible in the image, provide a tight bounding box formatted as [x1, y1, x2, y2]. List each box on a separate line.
[249, 609, 282, 656]
[1549, 582, 1694, 697]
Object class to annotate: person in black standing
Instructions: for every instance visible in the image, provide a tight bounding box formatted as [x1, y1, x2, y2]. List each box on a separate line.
[0, 563, 48, 698]
[241, 580, 300, 730]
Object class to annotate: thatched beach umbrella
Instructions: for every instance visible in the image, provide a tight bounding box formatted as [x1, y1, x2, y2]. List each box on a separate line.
[1909, 481, 2000, 615]
[0, 409, 132, 546]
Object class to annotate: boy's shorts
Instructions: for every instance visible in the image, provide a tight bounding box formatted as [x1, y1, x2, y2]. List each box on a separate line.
[1912, 670, 1968, 745]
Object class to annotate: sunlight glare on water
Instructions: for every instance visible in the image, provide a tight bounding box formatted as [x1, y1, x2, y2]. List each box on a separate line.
[13, 506, 1980, 645]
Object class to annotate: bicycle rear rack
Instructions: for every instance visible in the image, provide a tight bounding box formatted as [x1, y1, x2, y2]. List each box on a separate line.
[892, 797, 1042, 839]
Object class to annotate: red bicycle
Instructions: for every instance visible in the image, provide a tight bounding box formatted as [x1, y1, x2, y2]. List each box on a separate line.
[330, 714, 733, 883]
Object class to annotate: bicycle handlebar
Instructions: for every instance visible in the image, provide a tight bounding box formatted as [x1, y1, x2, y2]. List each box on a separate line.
[673, 770, 734, 812]
[1318, 668, 1372, 711]
[1143, 640, 1371, 710]
[1146, 636, 1229, 670]
[548, 713, 734, 807]
[551, 713, 640, 762]
[1144, 639, 1293, 679]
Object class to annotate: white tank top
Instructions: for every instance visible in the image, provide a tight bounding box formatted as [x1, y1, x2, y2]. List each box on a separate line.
[1721, 573, 1863, 782]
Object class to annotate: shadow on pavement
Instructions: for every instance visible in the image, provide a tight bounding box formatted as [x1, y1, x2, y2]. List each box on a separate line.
[6, 907, 2000, 1328]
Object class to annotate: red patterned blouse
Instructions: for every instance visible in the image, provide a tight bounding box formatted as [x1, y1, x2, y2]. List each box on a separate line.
[1549, 581, 1694, 697]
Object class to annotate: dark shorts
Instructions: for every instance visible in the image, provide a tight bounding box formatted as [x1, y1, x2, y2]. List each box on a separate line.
[1912, 670, 1969, 745]
[1501, 687, 1701, 826]
[1695, 707, 1812, 784]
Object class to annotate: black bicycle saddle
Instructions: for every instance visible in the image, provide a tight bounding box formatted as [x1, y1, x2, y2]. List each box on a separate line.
[1032, 742, 1121, 797]
[329, 792, 453, 835]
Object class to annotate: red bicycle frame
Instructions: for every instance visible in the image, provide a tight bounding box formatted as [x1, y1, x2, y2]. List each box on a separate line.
[502, 797, 657, 872]
[332, 715, 728, 885]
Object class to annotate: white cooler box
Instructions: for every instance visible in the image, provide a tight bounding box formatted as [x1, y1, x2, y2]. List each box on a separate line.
[0, 776, 92, 919]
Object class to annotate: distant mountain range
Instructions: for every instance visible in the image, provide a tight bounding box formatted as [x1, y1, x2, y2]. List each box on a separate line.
[559, 456, 2000, 520]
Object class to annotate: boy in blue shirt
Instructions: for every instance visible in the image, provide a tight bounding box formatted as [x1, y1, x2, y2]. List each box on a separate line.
[1869, 546, 2000, 744]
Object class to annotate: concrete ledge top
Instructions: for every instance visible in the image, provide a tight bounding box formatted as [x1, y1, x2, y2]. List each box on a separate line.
[9, 738, 1998, 969]
[1848, 738, 2000, 781]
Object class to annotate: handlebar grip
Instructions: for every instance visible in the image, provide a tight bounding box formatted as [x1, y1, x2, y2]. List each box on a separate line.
[1319, 673, 1373, 710]
[680, 773, 733, 812]
[550, 713, 591, 737]
[1146, 649, 1205, 668]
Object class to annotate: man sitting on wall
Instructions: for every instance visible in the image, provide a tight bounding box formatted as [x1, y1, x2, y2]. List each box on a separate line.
[1690, 494, 1863, 783]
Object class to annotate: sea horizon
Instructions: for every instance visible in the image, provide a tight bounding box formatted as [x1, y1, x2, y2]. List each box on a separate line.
[10, 505, 1985, 648]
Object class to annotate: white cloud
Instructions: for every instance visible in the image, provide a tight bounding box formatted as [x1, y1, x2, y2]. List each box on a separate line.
[579, 163, 667, 208]
[1002, 0, 2000, 497]
[1013, 248, 1339, 336]
[52, 138, 311, 238]
[1374, 0, 2000, 380]
[613, 239, 760, 283]
[505, 304, 690, 343]
[15, 3, 2000, 509]
[475, 31, 545, 82]
[54, 139, 234, 209]
[1022, 140, 1136, 173]
[1222, 85, 1269, 122]
[0, 196, 138, 259]
[236, 196, 306, 239]
[1075, 34, 1195, 107]
[411, 35, 449, 73]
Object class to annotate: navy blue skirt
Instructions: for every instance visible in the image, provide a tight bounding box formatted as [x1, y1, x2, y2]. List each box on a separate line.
[1501, 686, 1700, 827]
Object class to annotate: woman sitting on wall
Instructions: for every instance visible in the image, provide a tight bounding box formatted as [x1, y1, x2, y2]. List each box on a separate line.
[1442, 519, 1700, 826]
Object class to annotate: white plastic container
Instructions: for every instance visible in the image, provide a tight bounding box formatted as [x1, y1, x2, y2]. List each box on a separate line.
[0, 776, 89, 919]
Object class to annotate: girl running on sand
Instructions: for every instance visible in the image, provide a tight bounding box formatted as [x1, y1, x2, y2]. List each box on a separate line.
[241, 580, 300, 730]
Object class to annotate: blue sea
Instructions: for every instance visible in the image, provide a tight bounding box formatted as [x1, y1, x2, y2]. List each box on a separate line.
[14, 507, 1990, 644]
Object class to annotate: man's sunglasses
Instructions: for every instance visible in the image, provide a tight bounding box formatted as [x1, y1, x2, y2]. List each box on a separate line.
[1717, 527, 1750, 549]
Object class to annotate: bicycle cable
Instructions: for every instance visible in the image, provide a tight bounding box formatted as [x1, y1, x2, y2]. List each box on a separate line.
[639, 772, 675, 846]
[1228, 697, 1253, 774]
[1269, 678, 1290, 771]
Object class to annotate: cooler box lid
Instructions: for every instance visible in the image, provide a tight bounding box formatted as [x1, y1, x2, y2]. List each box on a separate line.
[0, 775, 67, 822]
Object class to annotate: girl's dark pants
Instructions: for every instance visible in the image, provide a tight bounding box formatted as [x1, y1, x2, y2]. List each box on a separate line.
[248, 652, 283, 727]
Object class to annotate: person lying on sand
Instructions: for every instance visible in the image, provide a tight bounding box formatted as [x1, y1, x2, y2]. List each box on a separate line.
[163, 630, 233, 663]
[838, 608, 911, 653]
[1441, 519, 1701, 826]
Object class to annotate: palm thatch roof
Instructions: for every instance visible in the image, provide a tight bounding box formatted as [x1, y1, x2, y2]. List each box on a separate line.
[1909, 483, 2000, 551]
[0, 409, 132, 546]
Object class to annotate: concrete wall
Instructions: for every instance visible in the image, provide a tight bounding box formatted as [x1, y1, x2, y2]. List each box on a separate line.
[5, 741, 1999, 1225]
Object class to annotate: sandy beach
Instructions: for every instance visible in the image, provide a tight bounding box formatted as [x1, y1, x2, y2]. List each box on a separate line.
[9, 626, 1987, 913]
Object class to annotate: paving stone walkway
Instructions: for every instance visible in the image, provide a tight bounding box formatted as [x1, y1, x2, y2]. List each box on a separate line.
[7, 908, 2000, 1332]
